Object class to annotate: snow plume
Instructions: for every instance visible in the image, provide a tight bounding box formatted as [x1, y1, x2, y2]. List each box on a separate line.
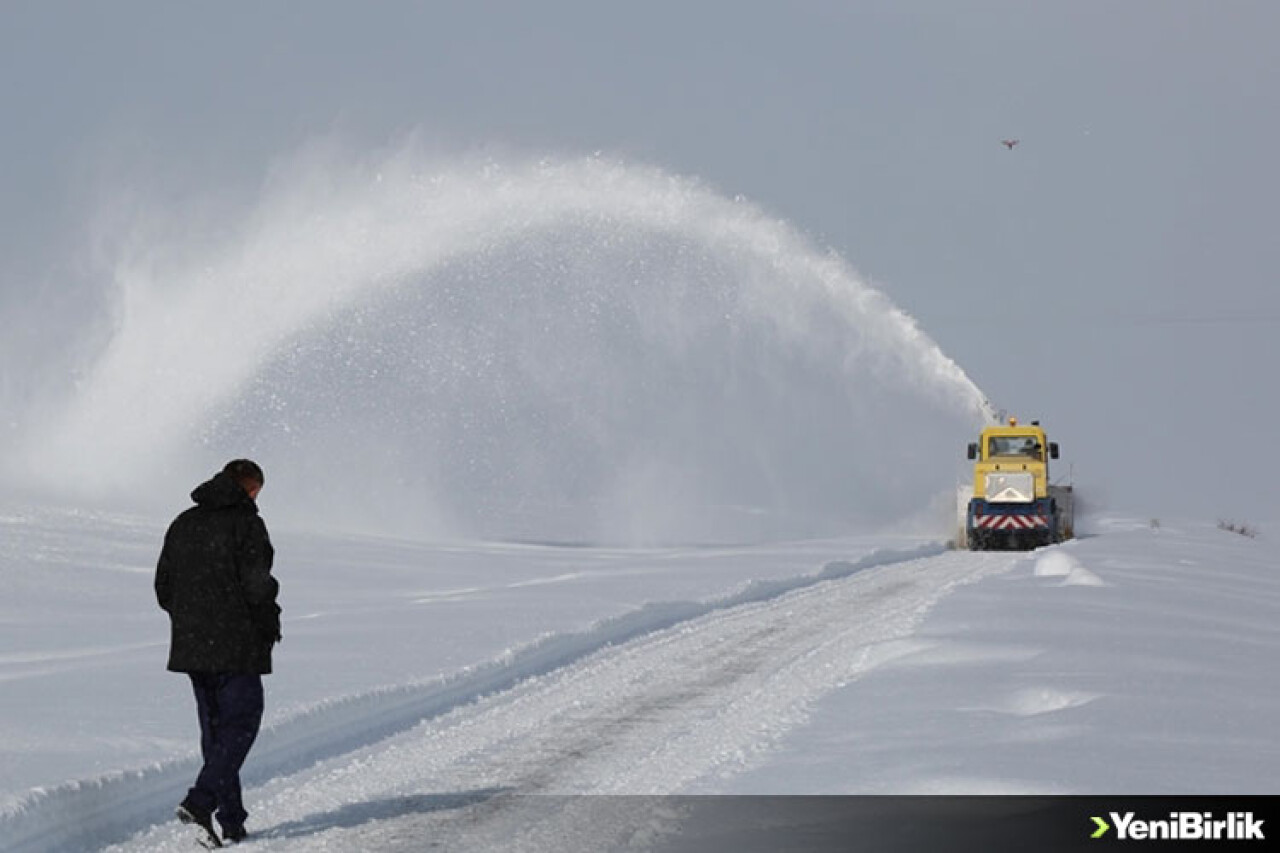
[8, 144, 991, 543]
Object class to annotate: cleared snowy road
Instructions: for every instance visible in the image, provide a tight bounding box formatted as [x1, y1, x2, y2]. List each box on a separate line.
[110, 549, 1017, 852]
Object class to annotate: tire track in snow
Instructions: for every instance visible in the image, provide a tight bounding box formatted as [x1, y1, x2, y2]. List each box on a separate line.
[2, 543, 942, 853]
[111, 549, 1018, 852]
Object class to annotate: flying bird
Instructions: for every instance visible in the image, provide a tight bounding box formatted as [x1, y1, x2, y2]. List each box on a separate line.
[1001, 139, 1019, 150]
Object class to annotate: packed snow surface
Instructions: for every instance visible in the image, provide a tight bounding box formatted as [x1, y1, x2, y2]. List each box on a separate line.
[1, 508, 1276, 852]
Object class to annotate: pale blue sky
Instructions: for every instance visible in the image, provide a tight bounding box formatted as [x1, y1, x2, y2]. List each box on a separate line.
[3, 1, 1277, 521]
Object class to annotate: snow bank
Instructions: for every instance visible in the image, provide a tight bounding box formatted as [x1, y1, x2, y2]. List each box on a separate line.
[1032, 550, 1106, 586]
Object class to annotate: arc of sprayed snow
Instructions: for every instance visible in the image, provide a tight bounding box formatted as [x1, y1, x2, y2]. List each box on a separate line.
[24, 155, 993, 493]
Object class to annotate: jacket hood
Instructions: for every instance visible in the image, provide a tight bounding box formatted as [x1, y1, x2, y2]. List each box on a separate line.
[190, 471, 258, 511]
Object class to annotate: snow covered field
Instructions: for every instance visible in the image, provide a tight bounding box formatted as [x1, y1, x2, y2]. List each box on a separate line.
[2, 505, 1276, 851]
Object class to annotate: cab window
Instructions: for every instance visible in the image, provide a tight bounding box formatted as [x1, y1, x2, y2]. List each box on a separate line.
[988, 436, 1042, 458]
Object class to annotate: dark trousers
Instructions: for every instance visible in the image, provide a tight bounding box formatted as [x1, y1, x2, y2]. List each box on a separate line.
[185, 672, 264, 831]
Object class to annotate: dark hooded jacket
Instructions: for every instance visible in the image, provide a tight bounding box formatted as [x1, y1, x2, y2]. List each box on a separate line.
[155, 471, 281, 674]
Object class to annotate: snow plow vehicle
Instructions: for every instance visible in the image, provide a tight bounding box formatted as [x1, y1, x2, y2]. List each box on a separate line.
[957, 418, 1073, 550]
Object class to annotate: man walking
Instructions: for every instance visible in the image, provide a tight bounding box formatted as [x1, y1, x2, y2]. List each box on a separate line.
[156, 459, 281, 848]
